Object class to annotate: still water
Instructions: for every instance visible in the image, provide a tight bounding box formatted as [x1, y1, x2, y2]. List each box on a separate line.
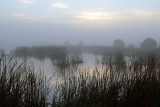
[13, 53, 101, 85]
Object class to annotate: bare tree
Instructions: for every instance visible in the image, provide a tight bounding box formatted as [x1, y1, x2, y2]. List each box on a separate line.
[128, 44, 135, 48]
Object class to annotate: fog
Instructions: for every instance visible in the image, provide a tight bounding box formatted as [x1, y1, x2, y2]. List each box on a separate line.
[1, 1, 160, 106]
[0, 0, 160, 51]
[1, 18, 160, 51]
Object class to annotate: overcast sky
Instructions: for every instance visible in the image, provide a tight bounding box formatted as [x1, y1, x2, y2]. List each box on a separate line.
[0, 0, 160, 49]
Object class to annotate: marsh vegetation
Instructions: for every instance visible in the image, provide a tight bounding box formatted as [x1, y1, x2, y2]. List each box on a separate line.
[1, 53, 160, 107]
[1, 37, 160, 107]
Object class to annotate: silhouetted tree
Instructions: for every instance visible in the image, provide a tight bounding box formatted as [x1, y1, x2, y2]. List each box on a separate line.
[113, 39, 125, 48]
[78, 41, 84, 47]
[64, 41, 70, 46]
[140, 38, 157, 49]
[128, 44, 135, 48]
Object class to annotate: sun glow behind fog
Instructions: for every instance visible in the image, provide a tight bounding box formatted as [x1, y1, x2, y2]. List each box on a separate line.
[18, 0, 35, 4]
[0, 0, 160, 48]
[75, 9, 159, 21]
[51, 2, 68, 8]
[6, 0, 160, 29]
[75, 11, 114, 20]
[70, 9, 160, 29]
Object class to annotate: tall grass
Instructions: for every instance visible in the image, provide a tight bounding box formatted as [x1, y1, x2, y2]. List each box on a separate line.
[52, 56, 160, 107]
[1, 55, 160, 107]
[0, 57, 50, 107]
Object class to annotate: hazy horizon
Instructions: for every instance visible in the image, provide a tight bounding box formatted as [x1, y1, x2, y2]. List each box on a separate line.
[0, 0, 160, 50]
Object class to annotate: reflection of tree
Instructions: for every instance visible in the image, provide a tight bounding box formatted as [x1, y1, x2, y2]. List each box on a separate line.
[158, 45, 160, 61]
[114, 52, 125, 70]
[101, 52, 110, 64]
[0, 49, 5, 57]
[147, 53, 156, 71]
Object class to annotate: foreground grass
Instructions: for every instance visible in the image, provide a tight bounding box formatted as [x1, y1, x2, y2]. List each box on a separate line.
[0, 57, 50, 107]
[53, 56, 160, 107]
[0, 56, 160, 107]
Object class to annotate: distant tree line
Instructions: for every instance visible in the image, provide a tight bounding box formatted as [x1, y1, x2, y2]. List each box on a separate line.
[13, 37, 160, 61]
[113, 37, 158, 49]
[84, 37, 160, 61]
[14, 46, 66, 60]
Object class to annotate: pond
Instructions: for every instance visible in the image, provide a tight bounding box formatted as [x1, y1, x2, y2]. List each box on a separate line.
[13, 53, 102, 86]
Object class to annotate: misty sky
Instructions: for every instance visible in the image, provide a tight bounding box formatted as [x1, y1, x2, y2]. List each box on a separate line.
[0, 0, 160, 49]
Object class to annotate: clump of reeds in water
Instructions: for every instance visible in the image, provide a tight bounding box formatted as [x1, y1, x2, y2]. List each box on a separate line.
[52, 51, 83, 77]
[0, 57, 50, 107]
[52, 55, 160, 107]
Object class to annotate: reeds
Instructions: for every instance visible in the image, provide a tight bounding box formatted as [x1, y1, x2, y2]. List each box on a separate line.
[0, 57, 50, 107]
[52, 51, 83, 77]
[1, 55, 160, 107]
[52, 56, 160, 107]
